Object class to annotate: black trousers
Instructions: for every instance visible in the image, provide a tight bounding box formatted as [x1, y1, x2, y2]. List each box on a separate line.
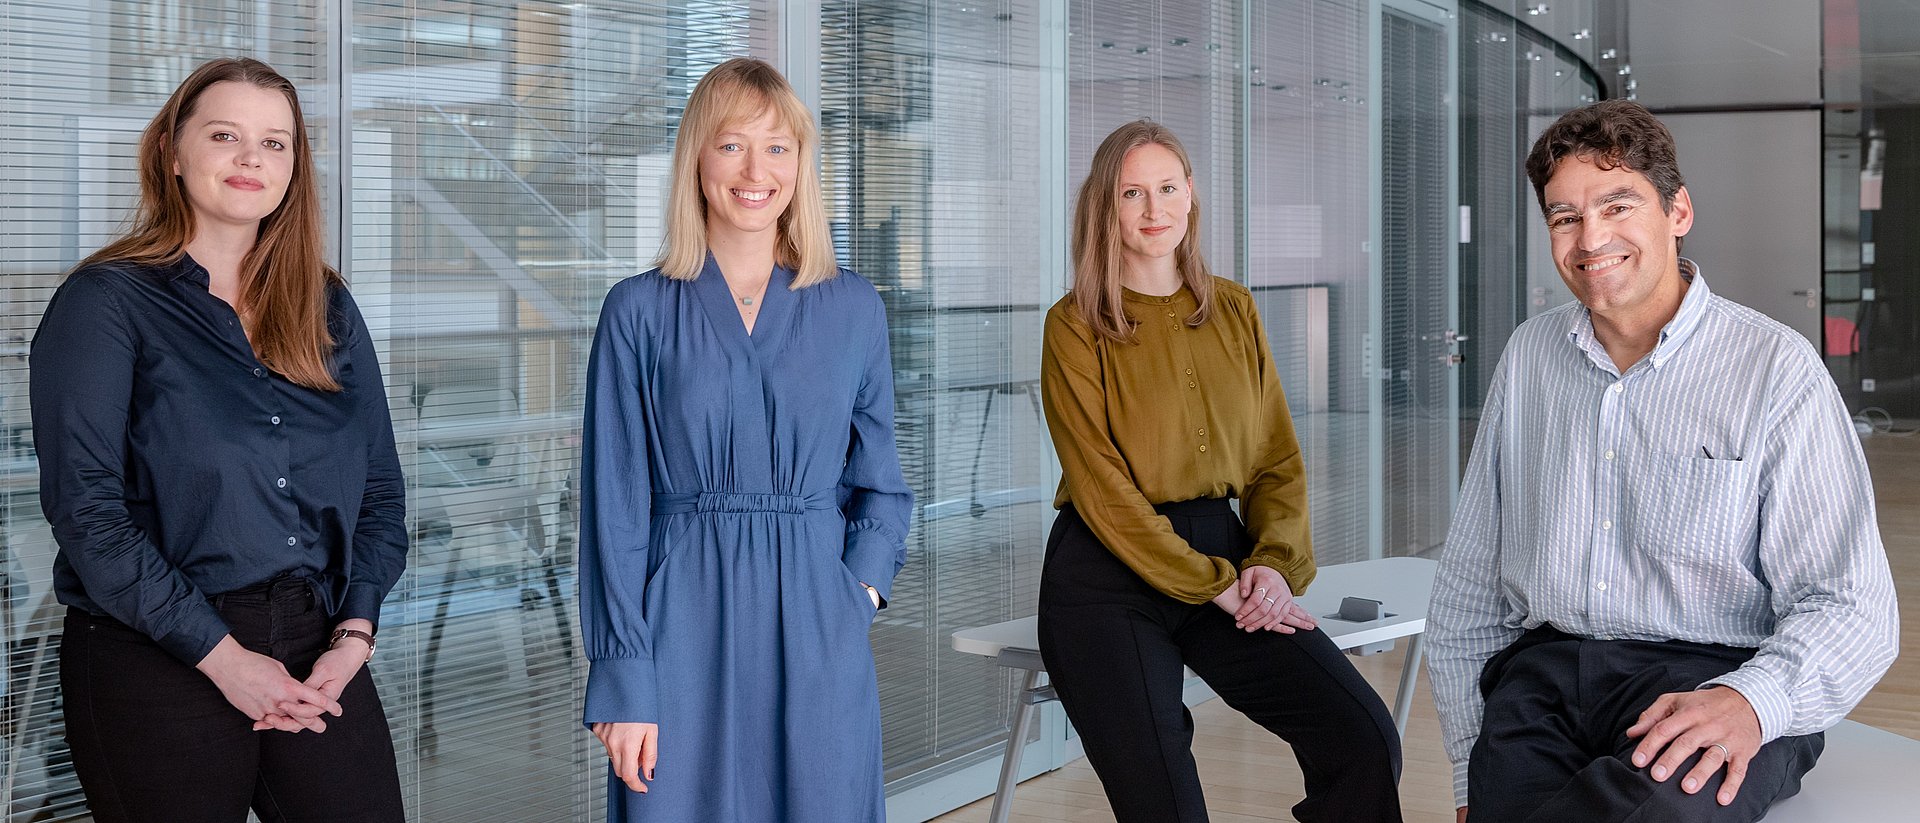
[60, 576, 405, 823]
[1468, 625, 1824, 823]
[1037, 500, 1403, 823]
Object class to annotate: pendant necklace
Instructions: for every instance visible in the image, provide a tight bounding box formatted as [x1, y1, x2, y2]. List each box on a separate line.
[731, 278, 769, 307]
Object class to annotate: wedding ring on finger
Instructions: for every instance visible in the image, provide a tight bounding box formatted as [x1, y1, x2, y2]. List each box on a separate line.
[1709, 743, 1730, 760]
[1263, 596, 1277, 605]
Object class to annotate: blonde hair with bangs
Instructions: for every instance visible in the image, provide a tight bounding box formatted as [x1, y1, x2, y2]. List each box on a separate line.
[655, 58, 838, 287]
[1070, 120, 1215, 343]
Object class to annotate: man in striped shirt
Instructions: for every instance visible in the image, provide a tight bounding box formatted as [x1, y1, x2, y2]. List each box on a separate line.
[1427, 99, 1898, 823]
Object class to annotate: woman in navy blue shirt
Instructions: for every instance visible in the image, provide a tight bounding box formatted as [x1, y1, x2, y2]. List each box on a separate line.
[30, 58, 406, 822]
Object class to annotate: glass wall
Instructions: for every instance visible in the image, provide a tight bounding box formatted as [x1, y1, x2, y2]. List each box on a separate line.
[1822, 0, 1920, 420]
[1456, 2, 1603, 445]
[2, 1, 1608, 820]
[816, 0, 1061, 792]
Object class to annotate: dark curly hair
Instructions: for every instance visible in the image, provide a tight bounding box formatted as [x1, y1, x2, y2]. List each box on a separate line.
[1525, 99, 1684, 216]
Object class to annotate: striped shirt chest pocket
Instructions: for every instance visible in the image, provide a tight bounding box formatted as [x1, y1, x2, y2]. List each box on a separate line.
[1629, 452, 1760, 564]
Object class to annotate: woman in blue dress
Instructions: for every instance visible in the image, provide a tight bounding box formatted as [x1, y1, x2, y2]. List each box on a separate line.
[578, 58, 913, 822]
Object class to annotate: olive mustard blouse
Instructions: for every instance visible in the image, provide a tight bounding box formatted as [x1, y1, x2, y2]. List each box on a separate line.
[1040, 276, 1314, 603]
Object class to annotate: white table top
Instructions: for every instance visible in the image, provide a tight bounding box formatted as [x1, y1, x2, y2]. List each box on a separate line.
[1767, 720, 1920, 821]
[952, 556, 1438, 660]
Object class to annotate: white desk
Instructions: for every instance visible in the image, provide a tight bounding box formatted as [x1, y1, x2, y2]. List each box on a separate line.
[1767, 720, 1920, 822]
[950, 556, 1438, 823]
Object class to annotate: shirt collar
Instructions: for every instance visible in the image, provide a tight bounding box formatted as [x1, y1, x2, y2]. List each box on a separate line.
[1120, 284, 1195, 308]
[163, 253, 212, 289]
[1648, 258, 1710, 368]
[1565, 257, 1709, 372]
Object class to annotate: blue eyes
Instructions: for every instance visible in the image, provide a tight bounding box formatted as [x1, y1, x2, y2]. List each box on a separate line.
[720, 143, 791, 154]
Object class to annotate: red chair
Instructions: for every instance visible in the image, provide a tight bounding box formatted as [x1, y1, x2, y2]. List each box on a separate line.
[1825, 315, 1860, 357]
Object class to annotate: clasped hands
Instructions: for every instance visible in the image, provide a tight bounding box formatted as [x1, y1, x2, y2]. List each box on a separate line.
[194, 620, 373, 734]
[1212, 564, 1317, 634]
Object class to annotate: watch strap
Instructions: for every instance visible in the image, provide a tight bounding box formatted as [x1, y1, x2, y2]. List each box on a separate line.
[329, 628, 376, 662]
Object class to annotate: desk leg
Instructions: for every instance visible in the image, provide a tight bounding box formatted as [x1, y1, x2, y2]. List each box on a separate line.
[1390, 632, 1425, 739]
[990, 668, 1043, 823]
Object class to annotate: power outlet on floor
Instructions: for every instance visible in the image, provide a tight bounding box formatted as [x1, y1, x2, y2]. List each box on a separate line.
[1864, 379, 1878, 392]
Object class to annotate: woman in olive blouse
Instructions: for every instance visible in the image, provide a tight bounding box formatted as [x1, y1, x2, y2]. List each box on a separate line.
[1037, 120, 1402, 823]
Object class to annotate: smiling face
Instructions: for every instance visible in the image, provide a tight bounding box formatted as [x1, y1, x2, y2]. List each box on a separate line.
[170, 80, 296, 234]
[1113, 143, 1193, 273]
[698, 107, 800, 245]
[1542, 153, 1694, 323]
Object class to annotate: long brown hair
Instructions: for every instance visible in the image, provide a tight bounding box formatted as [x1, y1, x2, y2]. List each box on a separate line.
[655, 57, 838, 288]
[1069, 120, 1215, 343]
[80, 57, 341, 391]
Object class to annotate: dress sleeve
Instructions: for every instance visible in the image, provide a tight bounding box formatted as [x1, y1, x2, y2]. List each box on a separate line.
[1236, 300, 1316, 594]
[337, 290, 409, 626]
[578, 283, 660, 725]
[837, 289, 914, 606]
[30, 272, 231, 664]
[1040, 308, 1238, 604]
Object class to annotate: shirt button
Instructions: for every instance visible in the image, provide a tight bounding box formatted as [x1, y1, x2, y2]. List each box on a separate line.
[1604, 449, 1615, 460]
[1610, 383, 1623, 394]
[287, 536, 297, 546]
[1601, 519, 1613, 530]
[276, 477, 287, 489]
[270, 416, 281, 425]
[1197, 428, 1206, 436]
[253, 367, 265, 378]
[1595, 581, 1609, 591]
[1198, 445, 1207, 453]
[1188, 381, 1197, 389]
[1185, 368, 1194, 375]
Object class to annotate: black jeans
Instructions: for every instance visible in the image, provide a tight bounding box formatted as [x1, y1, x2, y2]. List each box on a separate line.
[1468, 625, 1824, 823]
[1037, 500, 1403, 823]
[60, 576, 405, 823]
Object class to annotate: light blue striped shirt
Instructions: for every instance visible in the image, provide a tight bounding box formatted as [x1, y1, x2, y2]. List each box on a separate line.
[1426, 263, 1899, 806]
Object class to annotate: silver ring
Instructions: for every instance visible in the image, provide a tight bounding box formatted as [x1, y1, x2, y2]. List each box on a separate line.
[1709, 743, 1730, 759]
[1263, 596, 1277, 605]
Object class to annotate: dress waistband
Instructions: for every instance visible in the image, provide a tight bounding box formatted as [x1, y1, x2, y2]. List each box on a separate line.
[651, 489, 838, 515]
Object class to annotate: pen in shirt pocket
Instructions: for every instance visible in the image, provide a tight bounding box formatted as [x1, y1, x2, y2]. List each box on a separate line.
[1700, 446, 1742, 461]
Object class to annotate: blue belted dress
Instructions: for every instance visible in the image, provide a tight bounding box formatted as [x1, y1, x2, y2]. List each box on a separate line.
[578, 259, 913, 822]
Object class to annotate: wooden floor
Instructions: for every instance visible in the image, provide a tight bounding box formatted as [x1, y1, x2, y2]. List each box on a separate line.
[932, 433, 1920, 823]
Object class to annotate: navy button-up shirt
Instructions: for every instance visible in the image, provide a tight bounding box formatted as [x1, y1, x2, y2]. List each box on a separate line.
[31, 255, 408, 664]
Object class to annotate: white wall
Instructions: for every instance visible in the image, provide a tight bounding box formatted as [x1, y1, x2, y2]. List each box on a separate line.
[1628, 0, 1823, 344]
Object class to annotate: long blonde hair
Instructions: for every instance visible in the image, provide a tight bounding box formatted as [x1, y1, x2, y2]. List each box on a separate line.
[1069, 120, 1215, 343]
[655, 58, 837, 288]
[80, 57, 341, 391]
